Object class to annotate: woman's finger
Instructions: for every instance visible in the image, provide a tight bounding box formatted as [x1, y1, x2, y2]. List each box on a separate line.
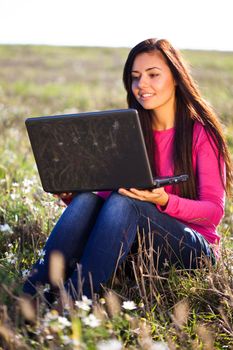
[118, 188, 145, 201]
[130, 188, 159, 200]
[118, 188, 132, 196]
[55, 192, 73, 199]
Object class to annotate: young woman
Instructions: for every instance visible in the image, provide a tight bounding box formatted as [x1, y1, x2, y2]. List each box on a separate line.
[23, 38, 232, 302]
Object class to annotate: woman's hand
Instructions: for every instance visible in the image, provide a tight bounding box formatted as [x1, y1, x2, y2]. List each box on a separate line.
[118, 187, 169, 207]
[53, 192, 75, 200]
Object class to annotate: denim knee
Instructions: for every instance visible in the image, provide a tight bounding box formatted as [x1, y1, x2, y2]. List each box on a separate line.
[69, 192, 100, 206]
[103, 192, 140, 220]
[66, 192, 104, 217]
[83, 192, 141, 253]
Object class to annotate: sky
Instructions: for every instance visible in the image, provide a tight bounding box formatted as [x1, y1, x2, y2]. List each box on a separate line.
[0, 0, 232, 51]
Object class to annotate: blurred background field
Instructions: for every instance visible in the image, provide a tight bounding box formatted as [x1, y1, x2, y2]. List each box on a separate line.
[0, 45, 233, 170]
[0, 45, 233, 349]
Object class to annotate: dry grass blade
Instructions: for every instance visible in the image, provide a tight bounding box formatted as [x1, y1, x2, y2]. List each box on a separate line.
[172, 299, 189, 328]
[196, 324, 214, 350]
[105, 291, 121, 317]
[49, 250, 65, 287]
[0, 324, 29, 350]
[93, 303, 108, 322]
[18, 296, 36, 322]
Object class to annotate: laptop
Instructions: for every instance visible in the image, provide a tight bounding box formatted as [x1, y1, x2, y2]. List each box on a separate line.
[25, 109, 188, 193]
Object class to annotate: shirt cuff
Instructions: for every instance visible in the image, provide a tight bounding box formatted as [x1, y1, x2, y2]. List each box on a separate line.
[156, 193, 176, 213]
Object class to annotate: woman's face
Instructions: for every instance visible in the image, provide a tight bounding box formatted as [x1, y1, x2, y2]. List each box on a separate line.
[131, 51, 176, 115]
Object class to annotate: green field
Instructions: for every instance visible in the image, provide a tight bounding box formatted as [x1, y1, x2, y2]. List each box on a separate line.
[0, 45, 233, 349]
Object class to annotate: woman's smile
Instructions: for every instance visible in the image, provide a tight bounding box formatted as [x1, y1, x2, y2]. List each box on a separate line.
[138, 91, 155, 100]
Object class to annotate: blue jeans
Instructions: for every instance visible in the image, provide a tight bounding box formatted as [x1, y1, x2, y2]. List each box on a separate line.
[23, 192, 215, 300]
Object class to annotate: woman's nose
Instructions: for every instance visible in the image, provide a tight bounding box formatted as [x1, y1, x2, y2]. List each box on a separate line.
[137, 75, 148, 89]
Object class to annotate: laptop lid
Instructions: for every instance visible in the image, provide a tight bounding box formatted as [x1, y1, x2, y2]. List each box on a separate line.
[25, 108, 155, 193]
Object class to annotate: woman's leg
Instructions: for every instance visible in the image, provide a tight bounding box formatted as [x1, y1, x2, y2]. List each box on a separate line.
[23, 192, 104, 298]
[66, 193, 214, 298]
[66, 192, 141, 298]
[135, 201, 215, 270]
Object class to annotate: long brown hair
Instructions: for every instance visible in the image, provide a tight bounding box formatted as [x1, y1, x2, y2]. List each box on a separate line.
[123, 38, 233, 198]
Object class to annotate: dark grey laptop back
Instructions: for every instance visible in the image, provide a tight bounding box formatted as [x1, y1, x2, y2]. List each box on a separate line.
[25, 109, 154, 193]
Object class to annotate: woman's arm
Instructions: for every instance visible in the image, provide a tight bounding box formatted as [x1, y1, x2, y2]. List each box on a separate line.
[157, 126, 225, 228]
[119, 125, 225, 230]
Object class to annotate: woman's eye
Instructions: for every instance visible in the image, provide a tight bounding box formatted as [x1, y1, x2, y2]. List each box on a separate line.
[131, 76, 139, 81]
[150, 73, 159, 78]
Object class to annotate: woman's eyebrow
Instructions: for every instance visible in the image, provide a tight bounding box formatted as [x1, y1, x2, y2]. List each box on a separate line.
[131, 66, 162, 73]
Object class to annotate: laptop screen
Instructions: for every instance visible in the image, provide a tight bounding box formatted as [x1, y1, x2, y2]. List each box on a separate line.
[25, 109, 154, 193]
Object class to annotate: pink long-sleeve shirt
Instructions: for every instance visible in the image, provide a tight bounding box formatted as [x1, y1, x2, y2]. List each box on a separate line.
[98, 122, 225, 246]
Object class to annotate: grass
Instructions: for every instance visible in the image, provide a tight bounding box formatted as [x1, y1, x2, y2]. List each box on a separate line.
[0, 44, 232, 349]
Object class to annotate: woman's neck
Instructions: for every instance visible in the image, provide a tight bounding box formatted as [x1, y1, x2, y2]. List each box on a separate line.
[151, 99, 176, 131]
[152, 111, 175, 131]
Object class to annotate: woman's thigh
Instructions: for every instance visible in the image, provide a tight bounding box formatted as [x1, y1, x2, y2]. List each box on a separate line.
[125, 198, 215, 270]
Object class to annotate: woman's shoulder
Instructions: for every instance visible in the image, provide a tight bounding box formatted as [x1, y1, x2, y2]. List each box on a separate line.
[193, 120, 218, 154]
[193, 120, 205, 134]
[193, 120, 210, 145]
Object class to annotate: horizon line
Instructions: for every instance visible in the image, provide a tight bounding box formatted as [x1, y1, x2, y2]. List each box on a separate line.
[0, 42, 233, 53]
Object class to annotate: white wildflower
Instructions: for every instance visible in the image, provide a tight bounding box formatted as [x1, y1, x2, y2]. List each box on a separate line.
[61, 335, 73, 345]
[122, 300, 137, 310]
[38, 249, 46, 258]
[44, 310, 59, 322]
[46, 335, 54, 340]
[57, 316, 72, 329]
[38, 249, 46, 264]
[21, 178, 36, 194]
[43, 284, 50, 292]
[97, 339, 122, 350]
[22, 269, 30, 278]
[82, 313, 101, 328]
[0, 223, 13, 234]
[82, 295, 92, 305]
[22, 178, 34, 188]
[75, 295, 92, 311]
[5, 252, 17, 264]
[10, 193, 20, 200]
[43, 311, 71, 331]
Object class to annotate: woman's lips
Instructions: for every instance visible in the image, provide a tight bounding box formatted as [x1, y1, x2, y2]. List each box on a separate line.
[139, 92, 154, 100]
